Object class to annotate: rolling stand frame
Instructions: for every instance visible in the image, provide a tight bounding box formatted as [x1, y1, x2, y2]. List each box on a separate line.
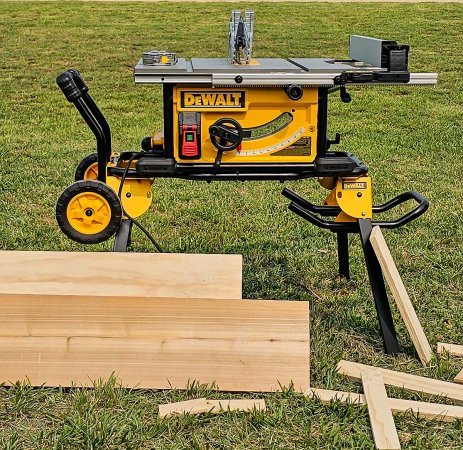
[283, 188, 428, 354]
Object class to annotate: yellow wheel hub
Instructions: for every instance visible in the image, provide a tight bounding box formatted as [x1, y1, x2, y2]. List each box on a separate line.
[84, 163, 98, 180]
[66, 192, 111, 234]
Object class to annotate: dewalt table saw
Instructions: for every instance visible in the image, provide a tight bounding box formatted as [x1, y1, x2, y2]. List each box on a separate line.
[55, 11, 437, 354]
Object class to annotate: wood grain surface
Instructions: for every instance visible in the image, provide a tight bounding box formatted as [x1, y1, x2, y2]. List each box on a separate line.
[0, 293, 309, 392]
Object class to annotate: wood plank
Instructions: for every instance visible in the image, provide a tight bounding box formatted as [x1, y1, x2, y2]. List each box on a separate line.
[0, 293, 310, 392]
[337, 360, 463, 402]
[370, 227, 432, 366]
[437, 343, 463, 357]
[0, 251, 242, 299]
[206, 399, 266, 413]
[454, 369, 463, 385]
[361, 371, 401, 450]
[307, 389, 463, 422]
[159, 398, 209, 418]
[158, 399, 266, 418]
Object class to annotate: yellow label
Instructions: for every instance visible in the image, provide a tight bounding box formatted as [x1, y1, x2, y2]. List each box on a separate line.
[181, 91, 245, 109]
[342, 181, 368, 190]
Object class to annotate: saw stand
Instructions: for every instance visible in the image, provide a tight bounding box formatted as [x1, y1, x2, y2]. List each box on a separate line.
[282, 188, 429, 354]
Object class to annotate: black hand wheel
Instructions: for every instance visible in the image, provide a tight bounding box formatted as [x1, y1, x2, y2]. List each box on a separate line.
[56, 180, 122, 244]
[75, 152, 99, 181]
[209, 118, 243, 152]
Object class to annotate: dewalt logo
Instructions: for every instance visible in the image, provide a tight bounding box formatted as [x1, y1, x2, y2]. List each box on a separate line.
[342, 181, 368, 190]
[180, 91, 246, 109]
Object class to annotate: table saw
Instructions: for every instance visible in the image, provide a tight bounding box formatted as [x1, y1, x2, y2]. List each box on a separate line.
[55, 11, 437, 354]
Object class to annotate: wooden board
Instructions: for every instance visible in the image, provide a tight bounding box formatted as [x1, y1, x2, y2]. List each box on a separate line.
[437, 342, 463, 357]
[361, 371, 401, 450]
[206, 399, 266, 413]
[0, 293, 309, 392]
[159, 398, 266, 418]
[370, 227, 432, 366]
[159, 398, 210, 418]
[307, 389, 463, 422]
[454, 369, 463, 384]
[337, 360, 463, 402]
[0, 251, 242, 299]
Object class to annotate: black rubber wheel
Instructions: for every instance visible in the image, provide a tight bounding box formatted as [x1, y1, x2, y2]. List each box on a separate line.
[75, 153, 99, 181]
[56, 180, 122, 244]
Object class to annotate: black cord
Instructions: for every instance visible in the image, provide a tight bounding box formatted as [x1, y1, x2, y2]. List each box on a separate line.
[117, 153, 163, 253]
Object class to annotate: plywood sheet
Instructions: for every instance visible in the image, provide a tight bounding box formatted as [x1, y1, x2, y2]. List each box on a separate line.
[0, 293, 309, 392]
[0, 251, 242, 299]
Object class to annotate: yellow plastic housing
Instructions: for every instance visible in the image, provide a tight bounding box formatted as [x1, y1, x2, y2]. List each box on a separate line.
[173, 85, 319, 164]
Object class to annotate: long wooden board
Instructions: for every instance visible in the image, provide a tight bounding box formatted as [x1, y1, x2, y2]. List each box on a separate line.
[158, 398, 266, 418]
[0, 293, 309, 392]
[437, 343, 463, 357]
[362, 371, 401, 450]
[370, 227, 432, 366]
[307, 389, 463, 422]
[337, 360, 463, 402]
[0, 251, 242, 299]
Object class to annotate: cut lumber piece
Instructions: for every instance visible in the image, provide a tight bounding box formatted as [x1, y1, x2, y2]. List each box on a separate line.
[158, 398, 266, 418]
[307, 389, 463, 422]
[206, 399, 266, 413]
[159, 398, 209, 418]
[337, 360, 463, 402]
[455, 369, 463, 385]
[437, 343, 463, 357]
[370, 226, 432, 366]
[0, 250, 242, 299]
[361, 371, 401, 450]
[0, 293, 310, 392]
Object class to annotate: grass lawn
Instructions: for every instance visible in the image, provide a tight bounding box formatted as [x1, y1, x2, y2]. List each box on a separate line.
[0, 1, 463, 448]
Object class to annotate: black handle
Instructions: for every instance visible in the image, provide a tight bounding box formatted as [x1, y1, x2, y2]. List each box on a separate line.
[56, 71, 81, 102]
[68, 68, 89, 94]
[209, 118, 243, 152]
[284, 189, 429, 232]
[56, 69, 89, 102]
[373, 191, 429, 229]
[282, 187, 340, 217]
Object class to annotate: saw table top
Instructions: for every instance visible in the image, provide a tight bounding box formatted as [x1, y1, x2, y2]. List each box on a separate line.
[133, 57, 437, 87]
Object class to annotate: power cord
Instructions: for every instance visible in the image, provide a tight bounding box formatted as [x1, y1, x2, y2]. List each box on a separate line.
[117, 152, 163, 253]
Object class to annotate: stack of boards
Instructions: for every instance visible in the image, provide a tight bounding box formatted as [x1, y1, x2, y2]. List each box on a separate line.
[0, 251, 310, 392]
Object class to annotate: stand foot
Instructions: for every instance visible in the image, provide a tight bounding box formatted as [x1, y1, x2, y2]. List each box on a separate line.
[113, 219, 133, 252]
[337, 232, 350, 279]
[358, 219, 399, 355]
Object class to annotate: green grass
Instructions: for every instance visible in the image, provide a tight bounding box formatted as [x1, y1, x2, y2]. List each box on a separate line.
[0, 1, 463, 448]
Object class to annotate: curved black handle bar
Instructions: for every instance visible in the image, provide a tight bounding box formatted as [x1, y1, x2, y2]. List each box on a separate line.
[56, 69, 112, 182]
[284, 189, 429, 232]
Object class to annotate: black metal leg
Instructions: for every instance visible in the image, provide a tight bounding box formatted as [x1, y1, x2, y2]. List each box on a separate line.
[337, 232, 350, 279]
[113, 219, 133, 252]
[358, 219, 399, 355]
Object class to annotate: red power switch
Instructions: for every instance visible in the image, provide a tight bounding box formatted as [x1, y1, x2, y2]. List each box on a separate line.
[181, 124, 199, 158]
